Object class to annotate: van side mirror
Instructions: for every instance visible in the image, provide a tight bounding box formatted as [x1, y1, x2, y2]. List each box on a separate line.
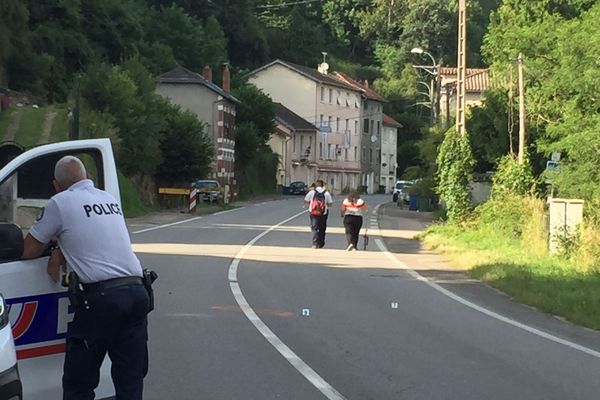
[0, 223, 24, 261]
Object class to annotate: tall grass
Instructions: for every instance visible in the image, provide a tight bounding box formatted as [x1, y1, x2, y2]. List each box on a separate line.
[421, 194, 600, 329]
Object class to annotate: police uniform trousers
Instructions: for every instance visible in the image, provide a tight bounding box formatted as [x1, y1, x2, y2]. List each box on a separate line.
[63, 282, 149, 400]
[309, 213, 328, 248]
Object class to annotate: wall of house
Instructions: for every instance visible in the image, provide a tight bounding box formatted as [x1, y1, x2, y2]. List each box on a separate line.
[439, 91, 485, 120]
[360, 98, 383, 193]
[250, 64, 364, 194]
[249, 65, 317, 124]
[155, 82, 236, 185]
[380, 125, 398, 194]
[268, 126, 290, 186]
[155, 83, 216, 133]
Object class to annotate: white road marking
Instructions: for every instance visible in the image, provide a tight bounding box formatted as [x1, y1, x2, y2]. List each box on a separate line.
[373, 238, 600, 359]
[228, 210, 347, 400]
[131, 207, 246, 234]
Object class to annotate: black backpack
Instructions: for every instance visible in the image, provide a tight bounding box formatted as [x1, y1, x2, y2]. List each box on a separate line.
[310, 191, 327, 216]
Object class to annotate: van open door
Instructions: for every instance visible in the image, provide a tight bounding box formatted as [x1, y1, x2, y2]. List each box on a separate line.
[0, 139, 119, 399]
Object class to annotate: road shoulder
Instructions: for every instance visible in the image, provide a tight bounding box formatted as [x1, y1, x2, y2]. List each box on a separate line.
[377, 202, 600, 351]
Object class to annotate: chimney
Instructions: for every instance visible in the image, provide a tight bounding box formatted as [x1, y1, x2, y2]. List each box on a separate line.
[222, 64, 230, 93]
[202, 65, 212, 82]
[364, 80, 369, 89]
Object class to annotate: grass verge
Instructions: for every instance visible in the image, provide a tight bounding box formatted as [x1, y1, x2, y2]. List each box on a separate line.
[421, 223, 600, 330]
[118, 171, 151, 218]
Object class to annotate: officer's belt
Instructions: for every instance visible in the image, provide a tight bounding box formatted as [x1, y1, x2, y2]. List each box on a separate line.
[83, 276, 144, 292]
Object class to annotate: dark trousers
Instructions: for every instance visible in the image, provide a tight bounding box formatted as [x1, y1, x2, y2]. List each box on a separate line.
[343, 215, 363, 248]
[63, 283, 149, 400]
[309, 213, 328, 248]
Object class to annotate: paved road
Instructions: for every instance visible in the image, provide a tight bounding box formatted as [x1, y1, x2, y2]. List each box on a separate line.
[129, 195, 600, 399]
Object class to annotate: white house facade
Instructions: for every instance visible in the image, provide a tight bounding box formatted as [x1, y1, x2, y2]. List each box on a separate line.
[381, 113, 402, 193]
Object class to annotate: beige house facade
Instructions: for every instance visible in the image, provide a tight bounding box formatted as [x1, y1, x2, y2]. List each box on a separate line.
[155, 66, 239, 188]
[438, 67, 490, 126]
[271, 103, 319, 188]
[333, 72, 386, 194]
[249, 60, 363, 194]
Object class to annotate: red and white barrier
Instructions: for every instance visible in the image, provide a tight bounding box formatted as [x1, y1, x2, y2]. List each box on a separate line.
[189, 186, 198, 213]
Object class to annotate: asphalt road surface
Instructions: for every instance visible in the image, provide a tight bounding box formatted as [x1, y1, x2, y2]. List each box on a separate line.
[129, 195, 600, 400]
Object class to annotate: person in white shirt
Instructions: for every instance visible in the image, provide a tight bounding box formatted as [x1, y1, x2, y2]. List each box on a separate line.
[340, 192, 368, 251]
[303, 179, 333, 248]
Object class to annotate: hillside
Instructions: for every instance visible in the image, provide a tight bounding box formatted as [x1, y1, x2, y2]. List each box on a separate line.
[0, 104, 69, 148]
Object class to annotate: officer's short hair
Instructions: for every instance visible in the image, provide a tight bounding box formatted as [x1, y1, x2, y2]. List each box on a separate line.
[55, 156, 87, 188]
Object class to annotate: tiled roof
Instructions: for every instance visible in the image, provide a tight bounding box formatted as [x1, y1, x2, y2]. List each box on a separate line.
[249, 60, 360, 92]
[438, 67, 490, 93]
[382, 113, 402, 128]
[275, 103, 317, 131]
[156, 66, 240, 103]
[331, 71, 386, 102]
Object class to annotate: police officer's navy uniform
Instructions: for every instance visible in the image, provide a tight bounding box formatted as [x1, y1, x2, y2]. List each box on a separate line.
[30, 179, 149, 400]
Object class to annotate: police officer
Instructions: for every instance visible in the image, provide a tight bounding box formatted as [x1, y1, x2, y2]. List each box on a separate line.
[21, 155, 149, 400]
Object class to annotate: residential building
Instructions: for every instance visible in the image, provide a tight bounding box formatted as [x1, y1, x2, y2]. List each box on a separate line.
[438, 67, 490, 126]
[333, 72, 385, 194]
[248, 59, 363, 193]
[270, 103, 319, 188]
[155, 65, 240, 188]
[381, 113, 402, 193]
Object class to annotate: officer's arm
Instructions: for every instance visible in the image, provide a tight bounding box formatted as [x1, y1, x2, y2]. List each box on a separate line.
[22, 234, 48, 259]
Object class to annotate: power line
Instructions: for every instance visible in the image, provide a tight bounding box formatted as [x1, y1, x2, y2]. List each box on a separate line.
[256, 0, 322, 10]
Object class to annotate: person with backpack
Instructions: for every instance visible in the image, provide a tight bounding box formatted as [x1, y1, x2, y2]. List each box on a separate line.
[304, 179, 333, 248]
[340, 192, 368, 251]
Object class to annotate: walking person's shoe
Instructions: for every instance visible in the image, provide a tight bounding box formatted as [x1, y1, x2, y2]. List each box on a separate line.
[346, 244, 354, 251]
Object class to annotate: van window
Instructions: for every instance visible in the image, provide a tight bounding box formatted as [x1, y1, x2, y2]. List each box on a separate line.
[0, 150, 102, 232]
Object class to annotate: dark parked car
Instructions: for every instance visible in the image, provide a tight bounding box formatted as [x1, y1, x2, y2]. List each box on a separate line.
[193, 179, 222, 203]
[289, 181, 308, 195]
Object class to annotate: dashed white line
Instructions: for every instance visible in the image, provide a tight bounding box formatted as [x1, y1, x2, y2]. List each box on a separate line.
[373, 237, 600, 360]
[228, 211, 347, 400]
[131, 207, 246, 234]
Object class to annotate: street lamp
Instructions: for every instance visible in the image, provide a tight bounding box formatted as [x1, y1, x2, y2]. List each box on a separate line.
[411, 47, 439, 123]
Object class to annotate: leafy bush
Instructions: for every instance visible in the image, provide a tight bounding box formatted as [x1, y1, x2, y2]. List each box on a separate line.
[408, 177, 436, 198]
[436, 127, 475, 222]
[492, 154, 535, 198]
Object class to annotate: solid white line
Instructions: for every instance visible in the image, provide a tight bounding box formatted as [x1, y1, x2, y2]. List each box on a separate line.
[228, 211, 347, 400]
[131, 207, 246, 234]
[131, 215, 204, 234]
[373, 238, 600, 359]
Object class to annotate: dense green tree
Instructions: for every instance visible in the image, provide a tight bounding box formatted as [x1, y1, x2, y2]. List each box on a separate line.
[143, 5, 227, 72]
[466, 89, 518, 173]
[232, 84, 275, 142]
[0, 0, 29, 85]
[483, 0, 600, 211]
[232, 82, 277, 196]
[81, 0, 144, 64]
[156, 104, 214, 183]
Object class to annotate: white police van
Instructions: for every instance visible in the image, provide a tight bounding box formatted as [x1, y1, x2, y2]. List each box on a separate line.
[0, 139, 118, 399]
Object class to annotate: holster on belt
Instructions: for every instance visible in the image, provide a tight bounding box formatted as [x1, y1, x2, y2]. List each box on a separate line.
[65, 272, 91, 311]
[143, 269, 158, 313]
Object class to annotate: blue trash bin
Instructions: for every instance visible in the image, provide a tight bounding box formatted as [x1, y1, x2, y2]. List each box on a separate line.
[408, 196, 418, 210]
[282, 186, 290, 195]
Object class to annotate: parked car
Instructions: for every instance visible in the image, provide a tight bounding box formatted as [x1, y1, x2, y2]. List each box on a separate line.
[289, 181, 308, 195]
[392, 180, 413, 204]
[193, 180, 222, 203]
[0, 292, 22, 400]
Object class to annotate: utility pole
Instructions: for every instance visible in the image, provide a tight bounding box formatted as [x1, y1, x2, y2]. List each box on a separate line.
[456, 0, 467, 136]
[517, 53, 526, 164]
